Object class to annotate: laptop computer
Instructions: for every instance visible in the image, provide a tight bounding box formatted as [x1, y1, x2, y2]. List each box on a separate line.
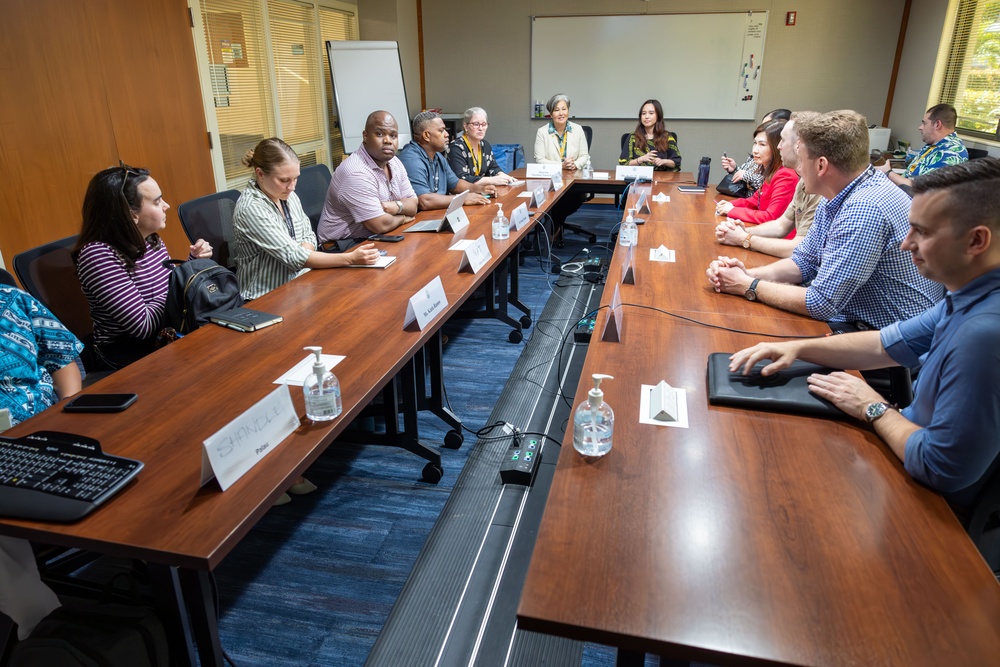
[405, 190, 470, 232]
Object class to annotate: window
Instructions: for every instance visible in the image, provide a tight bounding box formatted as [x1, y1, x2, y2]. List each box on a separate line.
[193, 0, 358, 189]
[937, 0, 1000, 140]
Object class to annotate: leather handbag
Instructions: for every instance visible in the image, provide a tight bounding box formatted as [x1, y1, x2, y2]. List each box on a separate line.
[716, 172, 750, 198]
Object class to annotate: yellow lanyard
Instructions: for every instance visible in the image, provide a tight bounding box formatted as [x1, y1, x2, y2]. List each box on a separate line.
[463, 135, 482, 176]
[558, 129, 568, 158]
[907, 143, 937, 175]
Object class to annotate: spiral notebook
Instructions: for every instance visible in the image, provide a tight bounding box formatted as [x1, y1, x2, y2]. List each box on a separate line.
[706, 352, 844, 418]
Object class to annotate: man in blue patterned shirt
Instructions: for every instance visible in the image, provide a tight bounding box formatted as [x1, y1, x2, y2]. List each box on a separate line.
[876, 103, 968, 189]
[729, 158, 1000, 511]
[707, 110, 943, 329]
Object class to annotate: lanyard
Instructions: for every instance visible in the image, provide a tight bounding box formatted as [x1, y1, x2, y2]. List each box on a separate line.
[280, 199, 296, 241]
[463, 135, 482, 176]
[558, 130, 568, 158]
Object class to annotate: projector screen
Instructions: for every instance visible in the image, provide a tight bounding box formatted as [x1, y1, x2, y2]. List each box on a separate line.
[531, 12, 768, 120]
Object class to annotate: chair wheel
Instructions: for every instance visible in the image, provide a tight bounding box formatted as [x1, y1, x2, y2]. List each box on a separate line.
[508, 329, 523, 344]
[422, 463, 443, 484]
[443, 429, 464, 449]
[519, 315, 532, 329]
[588, 235, 597, 243]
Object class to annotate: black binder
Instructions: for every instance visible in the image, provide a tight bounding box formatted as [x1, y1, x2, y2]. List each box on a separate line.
[706, 352, 845, 418]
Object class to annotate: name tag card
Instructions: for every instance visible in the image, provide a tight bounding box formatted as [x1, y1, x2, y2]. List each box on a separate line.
[650, 245, 676, 262]
[201, 384, 300, 491]
[635, 190, 652, 214]
[638, 382, 689, 428]
[621, 243, 636, 285]
[459, 235, 492, 274]
[615, 165, 654, 181]
[404, 275, 448, 330]
[526, 163, 561, 178]
[550, 173, 564, 191]
[601, 283, 625, 343]
[530, 186, 547, 208]
[510, 202, 530, 231]
[445, 207, 470, 234]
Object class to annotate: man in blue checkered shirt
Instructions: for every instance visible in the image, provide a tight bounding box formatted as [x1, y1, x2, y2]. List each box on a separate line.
[707, 109, 943, 329]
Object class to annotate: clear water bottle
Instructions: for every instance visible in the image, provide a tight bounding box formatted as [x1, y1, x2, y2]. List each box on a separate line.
[619, 209, 637, 247]
[492, 203, 509, 240]
[583, 156, 593, 178]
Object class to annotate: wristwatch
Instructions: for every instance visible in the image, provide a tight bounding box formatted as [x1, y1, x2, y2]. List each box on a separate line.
[744, 278, 760, 302]
[395, 200, 404, 215]
[742, 234, 753, 250]
[865, 401, 894, 423]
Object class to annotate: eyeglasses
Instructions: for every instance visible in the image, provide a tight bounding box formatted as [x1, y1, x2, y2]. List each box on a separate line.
[467, 122, 488, 129]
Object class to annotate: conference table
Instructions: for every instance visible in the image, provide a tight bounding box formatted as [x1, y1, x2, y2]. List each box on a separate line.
[0, 173, 580, 665]
[517, 176, 1000, 665]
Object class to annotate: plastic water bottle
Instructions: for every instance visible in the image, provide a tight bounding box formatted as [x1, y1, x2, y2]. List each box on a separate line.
[492, 204, 509, 240]
[697, 157, 711, 187]
[573, 374, 614, 457]
[619, 209, 637, 247]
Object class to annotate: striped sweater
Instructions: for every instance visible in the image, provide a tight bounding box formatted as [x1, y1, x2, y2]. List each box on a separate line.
[76, 241, 170, 346]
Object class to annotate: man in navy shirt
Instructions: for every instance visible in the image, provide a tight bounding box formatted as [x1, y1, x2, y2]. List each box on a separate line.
[398, 111, 494, 211]
[729, 158, 1000, 509]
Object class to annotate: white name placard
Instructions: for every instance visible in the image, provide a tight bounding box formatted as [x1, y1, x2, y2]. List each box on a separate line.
[201, 384, 301, 491]
[635, 190, 651, 214]
[445, 207, 470, 234]
[459, 235, 492, 274]
[615, 165, 655, 181]
[621, 242, 636, 285]
[526, 163, 562, 178]
[530, 186, 547, 208]
[650, 245, 676, 262]
[510, 202, 530, 231]
[404, 275, 448, 330]
[550, 173, 563, 191]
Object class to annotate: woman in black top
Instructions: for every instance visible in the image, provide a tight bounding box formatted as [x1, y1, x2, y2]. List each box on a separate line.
[447, 107, 517, 186]
[618, 99, 681, 171]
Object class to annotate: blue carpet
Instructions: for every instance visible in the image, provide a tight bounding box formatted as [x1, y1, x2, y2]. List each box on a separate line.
[213, 204, 644, 666]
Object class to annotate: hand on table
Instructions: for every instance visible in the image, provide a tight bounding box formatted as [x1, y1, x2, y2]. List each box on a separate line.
[466, 193, 491, 205]
[728, 341, 801, 376]
[706, 255, 751, 295]
[715, 200, 734, 216]
[715, 219, 748, 246]
[347, 243, 380, 265]
[562, 157, 577, 170]
[806, 372, 886, 422]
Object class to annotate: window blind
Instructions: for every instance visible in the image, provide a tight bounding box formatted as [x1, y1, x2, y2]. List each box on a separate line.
[938, 0, 1000, 139]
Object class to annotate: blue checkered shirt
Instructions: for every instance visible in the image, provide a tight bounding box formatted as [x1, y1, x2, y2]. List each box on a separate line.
[791, 167, 943, 329]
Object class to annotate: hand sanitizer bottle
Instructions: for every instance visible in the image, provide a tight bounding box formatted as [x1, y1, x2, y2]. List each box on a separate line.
[303, 346, 341, 421]
[583, 156, 593, 178]
[492, 203, 509, 240]
[620, 209, 637, 247]
[573, 374, 614, 457]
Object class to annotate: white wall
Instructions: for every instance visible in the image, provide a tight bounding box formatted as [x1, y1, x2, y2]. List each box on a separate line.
[415, 0, 906, 181]
[356, 0, 422, 117]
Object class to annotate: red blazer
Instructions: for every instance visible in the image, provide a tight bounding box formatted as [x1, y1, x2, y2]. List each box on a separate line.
[728, 166, 799, 225]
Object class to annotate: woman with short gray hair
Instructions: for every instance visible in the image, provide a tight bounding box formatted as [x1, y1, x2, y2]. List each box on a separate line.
[447, 107, 516, 186]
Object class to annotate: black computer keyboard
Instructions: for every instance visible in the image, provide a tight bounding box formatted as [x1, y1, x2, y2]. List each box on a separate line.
[0, 431, 143, 522]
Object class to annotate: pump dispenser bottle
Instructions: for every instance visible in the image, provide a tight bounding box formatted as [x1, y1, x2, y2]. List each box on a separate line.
[572, 374, 614, 456]
[303, 346, 342, 421]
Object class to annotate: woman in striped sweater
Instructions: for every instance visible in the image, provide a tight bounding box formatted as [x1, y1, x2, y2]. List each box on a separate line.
[73, 164, 213, 370]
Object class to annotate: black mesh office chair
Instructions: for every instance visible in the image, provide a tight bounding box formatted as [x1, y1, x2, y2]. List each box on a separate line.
[13, 236, 94, 344]
[560, 125, 597, 244]
[296, 164, 333, 234]
[0, 268, 15, 286]
[176, 190, 242, 269]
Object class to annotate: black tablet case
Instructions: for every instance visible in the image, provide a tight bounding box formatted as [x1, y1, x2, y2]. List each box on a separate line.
[707, 352, 844, 418]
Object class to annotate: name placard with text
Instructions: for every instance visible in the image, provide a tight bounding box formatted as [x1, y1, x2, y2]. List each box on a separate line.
[404, 275, 448, 330]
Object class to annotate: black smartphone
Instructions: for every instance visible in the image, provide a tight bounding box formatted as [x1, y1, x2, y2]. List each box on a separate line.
[368, 234, 404, 243]
[64, 393, 138, 413]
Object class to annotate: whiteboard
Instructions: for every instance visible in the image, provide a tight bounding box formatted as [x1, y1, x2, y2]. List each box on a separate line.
[326, 41, 411, 154]
[530, 13, 767, 120]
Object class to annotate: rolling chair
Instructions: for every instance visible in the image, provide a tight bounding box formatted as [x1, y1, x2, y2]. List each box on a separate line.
[560, 124, 597, 244]
[176, 190, 242, 269]
[13, 236, 94, 344]
[963, 456, 1000, 577]
[297, 164, 333, 235]
[0, 268, 15, 286]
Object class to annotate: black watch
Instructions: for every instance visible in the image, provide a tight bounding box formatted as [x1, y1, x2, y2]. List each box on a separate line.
[744, 278, 760, 302]
[865, 401, 893, 423]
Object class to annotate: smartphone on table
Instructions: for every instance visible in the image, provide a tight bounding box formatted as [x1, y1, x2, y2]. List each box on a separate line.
[63, 393, 138, 413]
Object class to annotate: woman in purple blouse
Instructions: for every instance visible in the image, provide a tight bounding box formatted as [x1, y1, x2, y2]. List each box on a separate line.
[73, 164, 212, 370]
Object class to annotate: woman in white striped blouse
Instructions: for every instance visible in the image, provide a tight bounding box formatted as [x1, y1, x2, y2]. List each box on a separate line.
[232, 138, 380, 301]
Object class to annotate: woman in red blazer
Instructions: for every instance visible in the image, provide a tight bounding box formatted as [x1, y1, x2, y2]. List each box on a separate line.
[716, 119, 798, 226]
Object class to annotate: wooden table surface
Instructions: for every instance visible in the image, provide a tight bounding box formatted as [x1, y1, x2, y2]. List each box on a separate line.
[0, 173, 565, 570]
[517, 176, 1000, 665]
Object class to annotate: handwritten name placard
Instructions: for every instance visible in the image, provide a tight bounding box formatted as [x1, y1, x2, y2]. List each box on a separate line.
[201, 384, 300, 490]
[459, 235, 492, 274]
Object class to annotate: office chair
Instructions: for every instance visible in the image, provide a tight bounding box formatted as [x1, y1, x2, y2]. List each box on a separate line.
[296, 164, 333, 234]
[560, 124, 597, 244]
[968, 148, 989, 161]
[176, 190, 242, 269]
[13, 236, 94, 343]
[963, 456, 1000, 577]
[0, 268, 15, 286]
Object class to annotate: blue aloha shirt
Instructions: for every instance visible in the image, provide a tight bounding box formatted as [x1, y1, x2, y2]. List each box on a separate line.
[904, 132, 968, 178]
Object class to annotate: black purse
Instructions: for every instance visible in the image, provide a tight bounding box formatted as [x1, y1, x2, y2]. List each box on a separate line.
[716, 171, 750, 198]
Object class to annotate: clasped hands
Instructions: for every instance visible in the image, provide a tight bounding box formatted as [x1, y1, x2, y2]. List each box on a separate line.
[637, 151, 669, 168]
[706, 256, 753, 295]
[728, 343, 887, 422]
[715, 218, 748, 246]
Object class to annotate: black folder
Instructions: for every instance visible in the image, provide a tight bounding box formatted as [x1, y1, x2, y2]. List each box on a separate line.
[706, 352, 845, 418]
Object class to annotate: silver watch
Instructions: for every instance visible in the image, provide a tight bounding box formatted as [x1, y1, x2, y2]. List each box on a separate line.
[865, 401, 893, 423]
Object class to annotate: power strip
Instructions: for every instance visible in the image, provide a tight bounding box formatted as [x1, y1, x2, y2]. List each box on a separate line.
[574, 316, 597, 342]
[499, 430, 542, 486]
